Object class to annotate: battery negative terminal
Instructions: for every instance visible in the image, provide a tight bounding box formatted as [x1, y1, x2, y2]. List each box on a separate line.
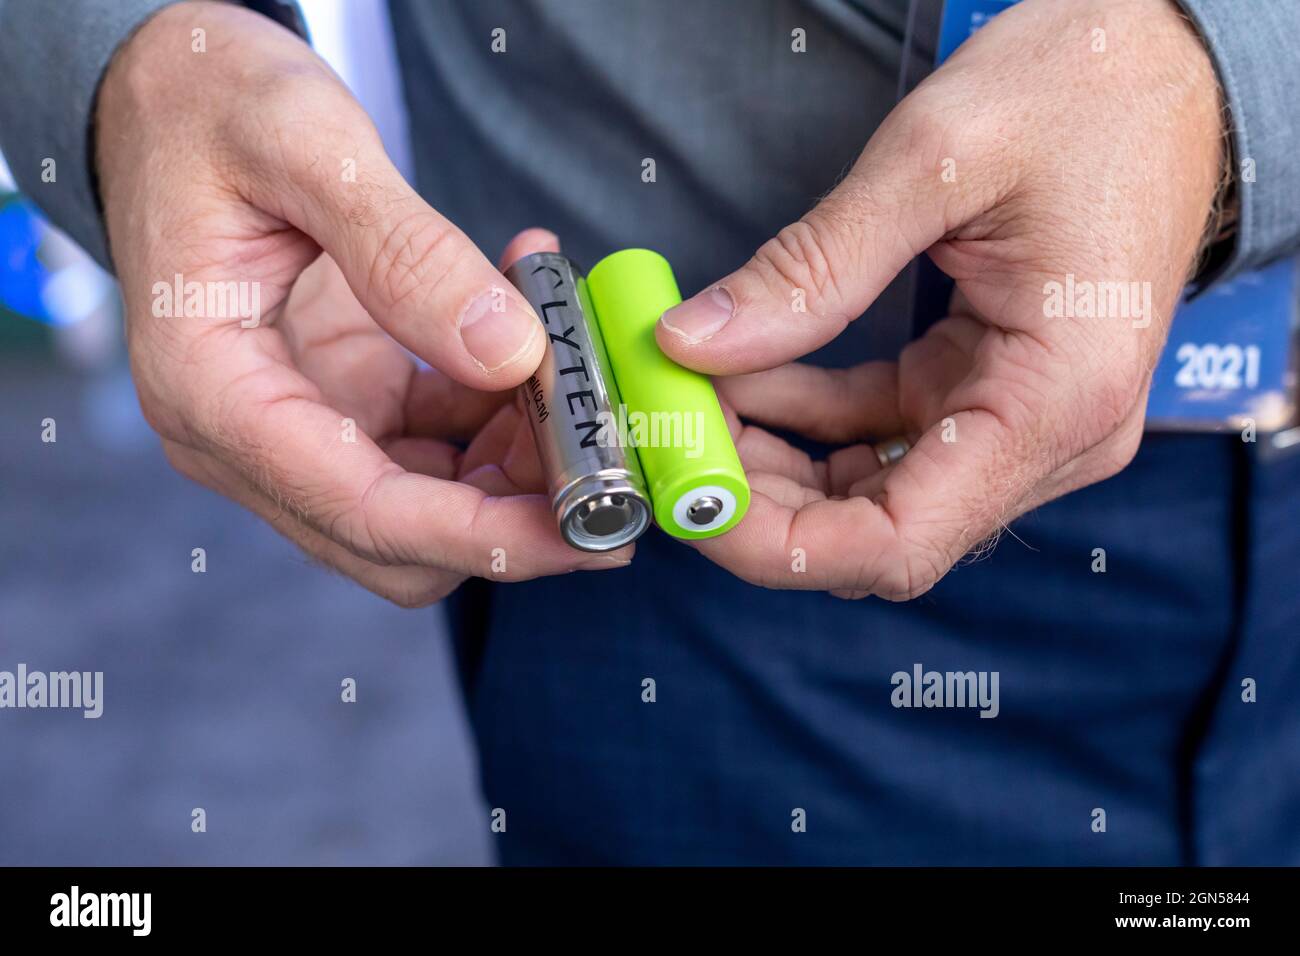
[578, 494, 636, 537]
[557, 473, 651, 552]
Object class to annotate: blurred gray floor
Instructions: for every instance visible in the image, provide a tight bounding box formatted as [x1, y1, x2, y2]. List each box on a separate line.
[0, 355, 492, 865]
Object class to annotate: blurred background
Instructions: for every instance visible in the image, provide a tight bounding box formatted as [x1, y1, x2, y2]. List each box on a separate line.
[0, 0, 492, 865]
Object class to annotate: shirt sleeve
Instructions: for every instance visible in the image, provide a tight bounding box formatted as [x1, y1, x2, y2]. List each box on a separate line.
[0, 0, 306, 272]
[1175, 0, 1300, 283]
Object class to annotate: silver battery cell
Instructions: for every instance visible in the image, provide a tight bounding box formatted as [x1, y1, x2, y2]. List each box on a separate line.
[505, 252, 651, 552]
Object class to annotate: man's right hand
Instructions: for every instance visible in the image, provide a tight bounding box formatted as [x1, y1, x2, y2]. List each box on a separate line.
[95, 1, 629, 606]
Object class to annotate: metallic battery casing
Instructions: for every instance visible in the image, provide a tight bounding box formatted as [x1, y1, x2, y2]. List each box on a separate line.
[505, 252, 651, 552]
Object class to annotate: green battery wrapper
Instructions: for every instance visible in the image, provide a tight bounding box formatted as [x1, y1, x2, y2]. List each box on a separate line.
[585, 249, 749, 539]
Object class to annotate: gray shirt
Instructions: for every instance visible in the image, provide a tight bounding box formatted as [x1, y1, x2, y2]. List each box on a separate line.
[2, 0, 1298, 346]
[387, 0, 909, 357]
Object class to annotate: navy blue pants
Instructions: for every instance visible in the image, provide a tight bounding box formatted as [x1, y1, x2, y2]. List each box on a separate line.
[451, 434, 1299, 864]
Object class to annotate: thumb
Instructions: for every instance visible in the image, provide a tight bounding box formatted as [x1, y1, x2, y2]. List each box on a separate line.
[657, 107, 989, 375]
[242, 99, 544, 389]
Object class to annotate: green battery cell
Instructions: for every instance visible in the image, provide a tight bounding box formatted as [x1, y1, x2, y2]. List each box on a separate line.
[585, 249, 750, 539]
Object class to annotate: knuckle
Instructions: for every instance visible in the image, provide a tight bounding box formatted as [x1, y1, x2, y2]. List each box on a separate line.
[220, 69, 383, 212]
[1074, 359, 1146, 446]
[868, 516, 952, 600]
[873, 553, 943, 602]
[231, 68, 362, 161]
[366, 211, 463, 314]
[333, 468, 413, 566]
[381, 580, 447, 609]
[126, 334, 206, 444]
[885, 90, 1013, 230]
[203, 377, 303, 473]
[135, 388, 180, 442]
[752, 217, 849, 318]
[160, 440, 203, 484]
[1097, 421, 1145, 478]
[898, 102, 964, 167]
[1087, 381, 1138, 441]
[896, 87, 998, 170]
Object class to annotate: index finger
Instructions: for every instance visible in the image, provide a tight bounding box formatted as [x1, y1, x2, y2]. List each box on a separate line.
[693, 407, 1024, 599]
[184, 330, 629, 578]
[230, 85, 546, 389]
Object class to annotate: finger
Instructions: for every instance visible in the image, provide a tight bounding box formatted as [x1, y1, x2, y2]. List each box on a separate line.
[497, 408, 546, 493]
[866, 405, 1038, 577]
[694, 406, 1030, 598]
[183, 337, 628, 578]
[381, 436, 461, 479]
[1018, 383, 1149, 513]
[275, 255, 517, 447]
[461, 464, 527, 498]
[692, 492, 901, 594]
[895, 315, 983, 429]
[499, 228, 560, 271]
[826, 443, 883, 498]
[717, 361, 905, 443]
[403, 367, 513, 441]
[458, 403, 527, 480]
[458, 403, 545, 494]
[657, 91, 1008, 374]
[733, 425, 824, 490]
[396, 228, 561, 441]
[276, 254, 416, 438]
[748, 471, 829, 512]
[163, 439, 460, 607]
[691, 492, 896, 592]
[725, 398, 831, 493]
[234, 94, 545, 387]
